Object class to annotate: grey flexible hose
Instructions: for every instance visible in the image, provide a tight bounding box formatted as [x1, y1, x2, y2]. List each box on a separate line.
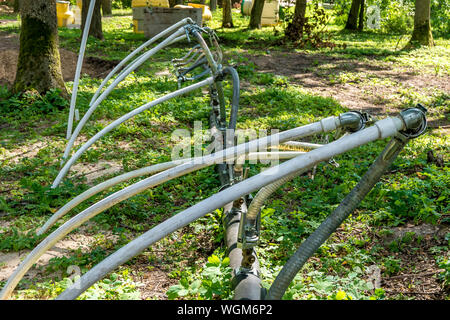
[266, 136, 408, 300]
[247, 172, 298, 223]
[221, 67, 240, 130]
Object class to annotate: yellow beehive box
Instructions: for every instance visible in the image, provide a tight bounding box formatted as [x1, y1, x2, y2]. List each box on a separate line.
[56, 1, 75, 27]
[261, 0, 280, 26]
[132, 0, 170, 34]
[187, 3, 212, 21]
[132, 0, 170, 8]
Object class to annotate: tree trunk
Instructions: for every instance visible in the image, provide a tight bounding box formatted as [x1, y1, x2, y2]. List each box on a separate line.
[222, 0, 234, 28]
[285, 0, 307, 41]
[358, 0, 364, 31]
[345, 0, 360, 30]
[14, 0, 67, 97]
[248, 0, 265, 29]
[168, 0, 183, 7]
[409, 0, 434, 46]
[210, 0, 217, 11]
[82, 0, 104, 40]
[13, 0, 20, 13]
[101, 0, 112, 16]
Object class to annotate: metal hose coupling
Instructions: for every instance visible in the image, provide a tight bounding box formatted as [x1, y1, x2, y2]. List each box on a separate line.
[398, 104, 427, 138]
[339, 111, 371, 132]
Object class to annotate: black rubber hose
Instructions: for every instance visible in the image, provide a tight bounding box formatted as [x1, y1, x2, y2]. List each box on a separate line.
[266, 136, 408, 300]
[221, 67, 240, 130]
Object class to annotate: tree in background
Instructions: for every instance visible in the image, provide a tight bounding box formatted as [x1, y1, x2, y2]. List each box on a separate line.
[284, 0, 307, 40]
[222, 0, 233, 27]
[13, 0, 20, 13]
[82, 0, 104, 40]
[167, 0, 183, 7]
[345, 0, 364, 30]
[14, 0, 67, 97]
[408, 0, 434, 46]
[210, 0, 217, 11]
[248, 0, 265, 29]
[101, 0, 112, 15]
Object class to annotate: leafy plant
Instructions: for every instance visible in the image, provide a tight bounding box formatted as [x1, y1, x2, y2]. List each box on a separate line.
[167, 254, 233, 300]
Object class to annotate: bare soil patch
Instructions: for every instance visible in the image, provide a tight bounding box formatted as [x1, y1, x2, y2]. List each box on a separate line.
[0, 32, 117, 87]
[246, 51, 449, 127]
[0, 229, 119, 283]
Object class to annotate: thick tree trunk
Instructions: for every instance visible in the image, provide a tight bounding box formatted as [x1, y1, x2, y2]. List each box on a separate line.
[13, 0, 20, 13]
[248, 0, 265, 29]
[358, 0, 364, 31]
[101, 0, 112, 16]
[210, 0, 217, 11]
[222, 0, 234, 28]
[409, 0, 434, 46]
[82, 0, 104, 40]
[285, 0, 307, 40]
[345, 0, 360, 30]
[14, 0, 67, 97]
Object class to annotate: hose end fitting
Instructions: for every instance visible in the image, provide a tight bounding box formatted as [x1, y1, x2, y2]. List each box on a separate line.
[399, 104, 427, 138]
[339, 111, 371, 132]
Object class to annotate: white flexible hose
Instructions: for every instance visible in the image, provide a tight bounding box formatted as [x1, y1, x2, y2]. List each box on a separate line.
[89, 19, 192, 106]
[66, 0, 96, 139]
[60, 27, 186, 165]
[39, 152, 304, 235]
[1, 117, 336, 300]
[38, 160, 188, 235]
[52, 76, 215, 188]
[56, 117, 405, 300]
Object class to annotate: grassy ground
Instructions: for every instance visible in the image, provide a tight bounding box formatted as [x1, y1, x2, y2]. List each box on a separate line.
[0, 8, 449, 300]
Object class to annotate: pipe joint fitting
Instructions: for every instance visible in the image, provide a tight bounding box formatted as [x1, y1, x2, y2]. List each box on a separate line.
[339, 111, 371, 132]
[399, 104, 427, 138]
[237, 214, 261, 250]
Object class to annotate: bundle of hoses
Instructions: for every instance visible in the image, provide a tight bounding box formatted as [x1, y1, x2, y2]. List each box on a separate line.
[0, 107, 426, 300]
[266, 135, 409, 299]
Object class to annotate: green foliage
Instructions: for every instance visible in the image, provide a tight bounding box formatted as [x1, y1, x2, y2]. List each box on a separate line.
[431, 0, 450, 38]
[15, 269, 141, 300]
[0, 88, 68, 116]
[382, 256, 402, 275]
[167, 254, 233, 300]
[112, 0, 132, 9]
[379, 0, 414, 34]
[0, 9, 448, 301]
[283, 268, 375, 300]
[0, 228, 46, 252]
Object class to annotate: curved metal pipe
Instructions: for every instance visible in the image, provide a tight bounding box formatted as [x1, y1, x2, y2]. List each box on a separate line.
[52, 76, 215, 188]
[55, 116, 407, 300]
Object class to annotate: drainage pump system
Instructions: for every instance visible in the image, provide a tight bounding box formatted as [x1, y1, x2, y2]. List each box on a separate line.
[0, 11, 428, 300]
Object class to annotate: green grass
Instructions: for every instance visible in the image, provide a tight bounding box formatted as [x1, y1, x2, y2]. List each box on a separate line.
[0, 8, 449, 300]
